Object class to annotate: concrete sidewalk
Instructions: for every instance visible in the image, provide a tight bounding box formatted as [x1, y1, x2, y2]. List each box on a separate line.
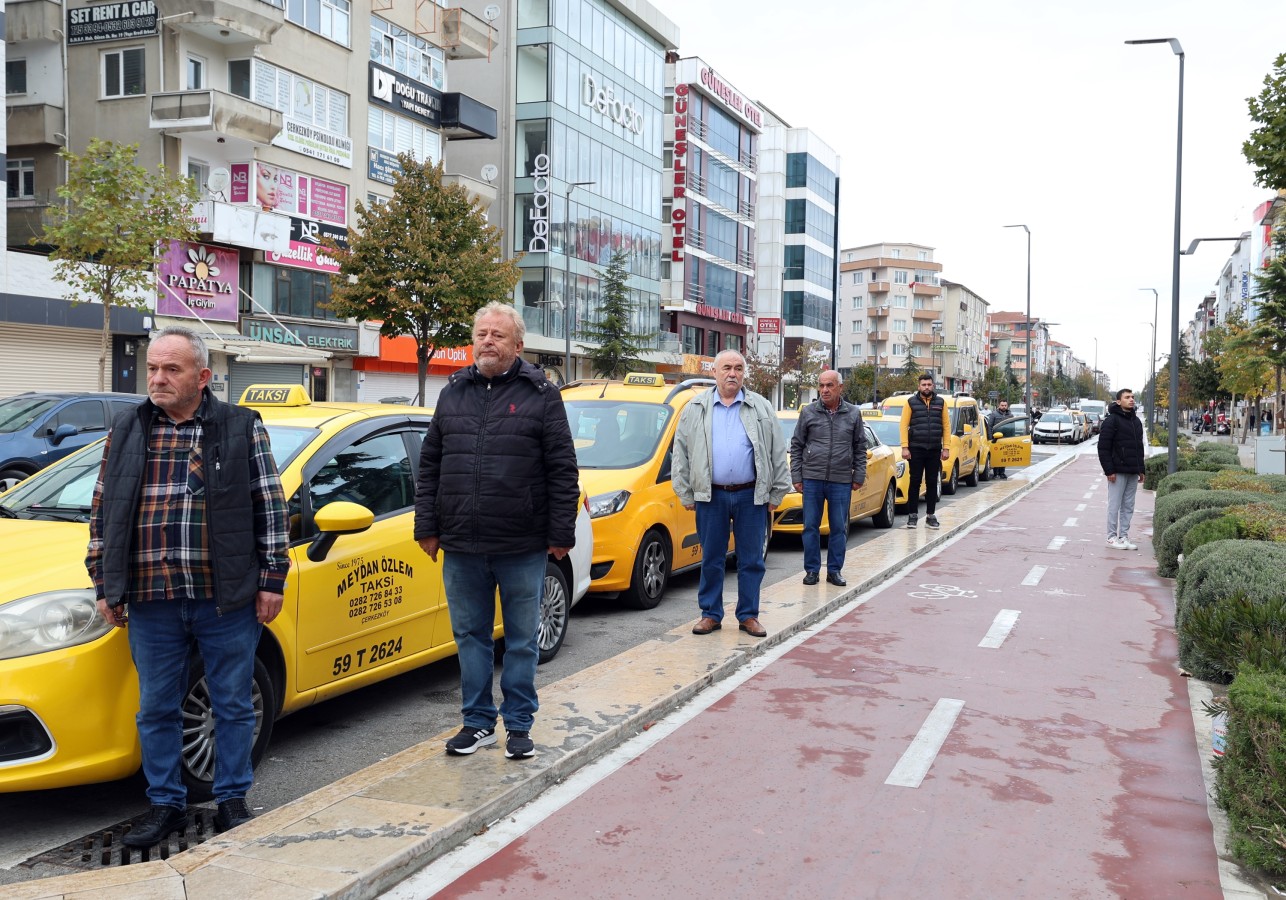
[4, 449, 1260, 899]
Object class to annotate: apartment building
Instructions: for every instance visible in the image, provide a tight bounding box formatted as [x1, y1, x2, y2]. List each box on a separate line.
[937, 279, 989, 394]
[836, 242, 943, 380]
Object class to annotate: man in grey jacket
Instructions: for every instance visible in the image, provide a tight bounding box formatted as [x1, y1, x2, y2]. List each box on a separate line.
[673, 350, 790, 638]
[791, 370, 867, 586]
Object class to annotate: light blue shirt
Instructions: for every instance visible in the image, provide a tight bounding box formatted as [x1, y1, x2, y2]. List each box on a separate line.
[710, 391, 755, 485]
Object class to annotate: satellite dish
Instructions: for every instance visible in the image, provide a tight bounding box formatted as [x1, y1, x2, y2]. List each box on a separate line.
[480, 164, 498, 184]
[483, 4, 500, 20]
[207, 168, 230, 197]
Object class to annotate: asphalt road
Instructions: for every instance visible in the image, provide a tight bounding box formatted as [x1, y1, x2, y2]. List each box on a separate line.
[0, 444, 1066, 885]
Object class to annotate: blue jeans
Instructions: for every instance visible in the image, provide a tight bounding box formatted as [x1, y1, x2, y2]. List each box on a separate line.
[802, 479, 852, 575]
[695, 487, 768, 623]
[127, 598, 262, 807]
[442, 550, 544, 732]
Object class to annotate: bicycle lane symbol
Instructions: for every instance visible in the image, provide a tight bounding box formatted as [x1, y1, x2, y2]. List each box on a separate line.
[907, 583, 979, 600]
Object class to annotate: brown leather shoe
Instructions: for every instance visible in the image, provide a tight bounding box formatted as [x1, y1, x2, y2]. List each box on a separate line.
[692, 617, 721, 635]
[738, 617, 767, 638]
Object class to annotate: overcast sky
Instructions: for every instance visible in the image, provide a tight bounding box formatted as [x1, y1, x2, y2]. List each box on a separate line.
[673, 0, 1286, 397]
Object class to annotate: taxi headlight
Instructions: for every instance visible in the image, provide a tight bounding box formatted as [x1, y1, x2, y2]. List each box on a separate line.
[896, 460, 907, 478]
[588, 490, 631, 518]
[0, 590, 112, 661]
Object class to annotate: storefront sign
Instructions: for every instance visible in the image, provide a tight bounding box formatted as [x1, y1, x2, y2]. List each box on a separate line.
[582, 74, 644, 135]
[67, 1, 156, 45]
[696, 303, 745, 326]
[368, 147, 401, 186]
[230, 162, 348, 227]
[244, 318, 358, 353]
[528, 153, 551, 253]
[156, 241, 240, 322]
[682, 354, 715, 374]
[697, 66, 762, 130]
[262, 217, 347, 274]
[369, 62, 442, 128]
[671, 84, 689, 263]
[757, 317, 781, 334]
[273, 117, 353, 169]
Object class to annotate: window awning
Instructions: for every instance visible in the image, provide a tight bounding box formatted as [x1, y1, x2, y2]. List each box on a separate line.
[204, 336, 332, 365]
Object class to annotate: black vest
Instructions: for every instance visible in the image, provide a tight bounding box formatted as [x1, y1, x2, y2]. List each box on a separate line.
[907, 392, 946, 449]
[99, 391, 264, 613]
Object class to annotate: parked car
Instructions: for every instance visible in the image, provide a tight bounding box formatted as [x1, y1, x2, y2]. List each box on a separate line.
[986, 415, 1036, 471]
[1070, 410, 1090, 442]
[1033, 410, 1080, 444]
[0, 385, 590, 796]
[863, 414, 926, 510]
[880, 394, 989, 494]
[772, 411, 899, 535]
[0, 391, 144, 491]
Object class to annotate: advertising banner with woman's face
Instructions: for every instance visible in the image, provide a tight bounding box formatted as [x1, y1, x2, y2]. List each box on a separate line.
[230, 162, 348, 227]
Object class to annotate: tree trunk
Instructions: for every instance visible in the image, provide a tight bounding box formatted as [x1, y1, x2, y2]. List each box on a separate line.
[99, 294, 112, 392]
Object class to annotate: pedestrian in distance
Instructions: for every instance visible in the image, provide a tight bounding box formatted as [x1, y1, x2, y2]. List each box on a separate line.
[1098, 388, 1146, 550]
[791, 369, 867, 587]
[899, 373, 950, 530]
[672, 350, 790, 638]
[987, 399, 1012, 480]
[413, 302, 579, 760]
[86, 325, 291, 847]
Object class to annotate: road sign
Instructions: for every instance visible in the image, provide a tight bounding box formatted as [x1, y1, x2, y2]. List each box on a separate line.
[988, 390, 999, 399]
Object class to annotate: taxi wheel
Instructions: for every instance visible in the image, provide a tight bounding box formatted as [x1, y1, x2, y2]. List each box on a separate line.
[941, 463, 959, 495]
[978, 455, 993, 482]
[963, 456, 980, 487]
[0, 468, 29, 491]
[872, 481, 896, 528]
[622, 529, 669, 610]
[180, 654, 277, 801]
[538, 561, 570, 664]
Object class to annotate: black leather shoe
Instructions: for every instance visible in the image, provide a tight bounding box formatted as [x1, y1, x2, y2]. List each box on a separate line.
[123, 804, 187, 847]
[826, 572, 847, 586]
[214, 798, 255, 833]
[802, 572, 819, 585]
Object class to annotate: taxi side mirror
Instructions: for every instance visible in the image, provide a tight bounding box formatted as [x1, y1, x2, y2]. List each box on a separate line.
[992, 432, 1003, 441]
[308, 500, 376, 562]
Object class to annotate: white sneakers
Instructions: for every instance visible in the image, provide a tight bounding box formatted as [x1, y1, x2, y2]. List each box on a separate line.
[1107, 538, 1138, 550]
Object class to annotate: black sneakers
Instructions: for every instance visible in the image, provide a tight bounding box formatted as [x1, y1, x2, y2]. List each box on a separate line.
[446, 725, 496, 755]
[505, 730, 536, 759]
[926, 515, 940, 529]
[906, 514, 918, 529]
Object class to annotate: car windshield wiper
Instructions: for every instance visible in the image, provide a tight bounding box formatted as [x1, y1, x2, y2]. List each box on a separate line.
[28, 505, 93, 522]
[0, 504, 18, 518]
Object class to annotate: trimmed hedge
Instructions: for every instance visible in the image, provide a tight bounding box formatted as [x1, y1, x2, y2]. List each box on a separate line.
[1173, 540, 1286, 681]
[1215, 667, 1286, 874]
[1186, 595, 1286, 682]
[1225, 502, 1286, 542]
[1156, 507, 1226, 577]
[1210, 471, 1286, 494]
[1182, 515, 1241, 557]
[1152, 490, 1265, 553]
[1155, 470, 1218, 498]
[1144, 454, 1172, 490]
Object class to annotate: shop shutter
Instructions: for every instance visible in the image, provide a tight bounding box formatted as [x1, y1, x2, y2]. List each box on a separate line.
[357, 372, 448, 407]
[0, 325, 104, 397]
[227, 362, 305, 404]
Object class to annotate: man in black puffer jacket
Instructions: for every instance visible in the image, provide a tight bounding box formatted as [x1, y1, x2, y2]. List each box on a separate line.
[414, 302, 578, 761]
[1097, 388, 1146, 550]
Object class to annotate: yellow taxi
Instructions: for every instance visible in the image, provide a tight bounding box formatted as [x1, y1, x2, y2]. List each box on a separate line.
[562, 373, 733, 610]
[987, 413, 1035, 469]
[881, 393, 990, 495]
[862, 412, 925, 510]
[0, 385, 592, 796]
[772, 410, 899, 534]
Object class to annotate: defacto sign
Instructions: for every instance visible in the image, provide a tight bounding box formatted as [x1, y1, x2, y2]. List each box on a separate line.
[697, 66, 763, 130]
[582, 74, 644, 136]
[527, 153, 551, 253]
[670, 84, 690, 263]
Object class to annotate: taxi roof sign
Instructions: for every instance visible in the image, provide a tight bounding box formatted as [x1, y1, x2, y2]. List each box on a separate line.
[239, 384, 312, 407]
[622, 373, 665, 386]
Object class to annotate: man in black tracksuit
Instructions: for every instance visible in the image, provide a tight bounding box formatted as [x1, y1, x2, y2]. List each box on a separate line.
[1097, 388, 1146, 550]
[899, 373, 950, 529]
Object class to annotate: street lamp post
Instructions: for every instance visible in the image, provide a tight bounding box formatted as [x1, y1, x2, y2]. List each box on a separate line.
[1126, 36, 1184, 472]
[1093, 336, 1098, 400]
[1004, 224, 1032, 415]
[562, 181, 595, 380]
[1139, 287, 1159, 432]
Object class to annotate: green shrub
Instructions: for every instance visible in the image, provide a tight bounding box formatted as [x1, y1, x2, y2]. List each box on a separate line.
[1225, 503, 1286, 542]
[1214, 667, 1286, 874]
[1144, 453, 1174, 490]
[1152, 490, 1264, 553]
[1209, 471, 1280, 494]
[1156, 507, 1226, 577]
[1156, 470, 1218, 498]
[1194, 441, 1238, 454]
[1182, 516, 1241, 557]
[1186, 595, 1286, 682]
[1174, 540, 1286, 680]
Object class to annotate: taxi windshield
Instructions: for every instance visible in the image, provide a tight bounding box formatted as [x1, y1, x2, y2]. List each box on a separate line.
[866, 418, 902, 446]
[565, 401, 671, 469]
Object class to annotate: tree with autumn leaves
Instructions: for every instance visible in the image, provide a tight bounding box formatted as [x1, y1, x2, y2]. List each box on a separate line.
[326, 156, 520, 405]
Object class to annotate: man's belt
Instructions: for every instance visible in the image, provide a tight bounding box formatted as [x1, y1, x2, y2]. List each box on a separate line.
[712, 481, 755, 492]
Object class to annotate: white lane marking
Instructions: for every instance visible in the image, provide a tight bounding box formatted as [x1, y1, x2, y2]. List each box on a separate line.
[979, 609, 1021, 648]
[1075, 503, 1086, 512]
[1063, 517, 1079, 527]
[885, 698, 967, 788]
[1021, 565, 1047, 586]
[1083, 492, 1093, 499]
[1046, 536, 1067, 551]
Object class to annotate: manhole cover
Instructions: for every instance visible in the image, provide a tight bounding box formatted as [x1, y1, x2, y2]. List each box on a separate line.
[22, 806, 216, 871]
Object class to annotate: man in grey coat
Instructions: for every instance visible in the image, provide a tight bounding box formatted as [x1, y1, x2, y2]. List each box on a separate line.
[791, 370, 867, 586]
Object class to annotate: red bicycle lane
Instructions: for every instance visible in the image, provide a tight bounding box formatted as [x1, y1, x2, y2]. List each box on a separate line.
[430, 456, 1222, 899]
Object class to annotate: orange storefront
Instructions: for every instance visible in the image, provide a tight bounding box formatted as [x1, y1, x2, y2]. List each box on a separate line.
[352, 336, 474, 405]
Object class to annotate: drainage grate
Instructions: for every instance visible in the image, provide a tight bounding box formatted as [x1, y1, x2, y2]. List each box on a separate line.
[23, 807, 217, 872]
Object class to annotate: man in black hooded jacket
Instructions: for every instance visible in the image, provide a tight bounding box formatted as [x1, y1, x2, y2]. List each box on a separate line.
[1097, 388, 1145, 550]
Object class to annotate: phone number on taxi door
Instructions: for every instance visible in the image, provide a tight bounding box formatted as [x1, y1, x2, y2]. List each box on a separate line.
[333, 636, 403, 676]
[347, 583, 404, 619]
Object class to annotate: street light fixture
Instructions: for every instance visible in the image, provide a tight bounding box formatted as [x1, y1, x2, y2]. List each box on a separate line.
[1126, 36, 1184, 473]
[1180, 237, 1243, 256]
[1139, 287, 1159, 432]
[1093, 336, 1099, 401]
[1004, 224, 1032, 415]
[562, 180, 595, 380]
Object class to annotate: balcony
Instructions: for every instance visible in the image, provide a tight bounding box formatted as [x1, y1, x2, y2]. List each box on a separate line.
[911, 332, 935, 344]
[150, 90, 282, 145]
[6, 103, 64, 146]
[912, 282, 942, 296]
[911, 307, 940, 320]
[6, 0, 61, 42]
[867, 281, 890, 293]
[867, 330, 890, 343]
[442, 6, 497, 60]
[867, 306, 890, 318]
[154, 0, 284, 44]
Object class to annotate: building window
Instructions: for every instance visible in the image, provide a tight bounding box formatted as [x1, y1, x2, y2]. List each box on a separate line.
[370, 15, 445, 90]
[187, 159, 211, 198]
[6, 59, 27, 95]
[187, 54, 206, 90]
[705, 330, 720, 357]
[892, 343, 905, 356]
[231, 59, 348, 135]
[893, 319, 907, 333]
[726, 334, 743, 352]
[852, 271, 863, 284]
[851, 344, 862, 357]
[368, 107, 441, 164]
[893, 295, 908, 308]
[7, 159, 35, 199]
[894, 270, 909, 284]
[918, 250, 929, 261]
[681, 325, 702, 355]
[853, 319, 863, 333]
[256, 264, 338, 319]
[285, 0, 350, 46]
[103, 48, 145, 98]
[852, 296, 864, 309]
[890, 248, 901, 258]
